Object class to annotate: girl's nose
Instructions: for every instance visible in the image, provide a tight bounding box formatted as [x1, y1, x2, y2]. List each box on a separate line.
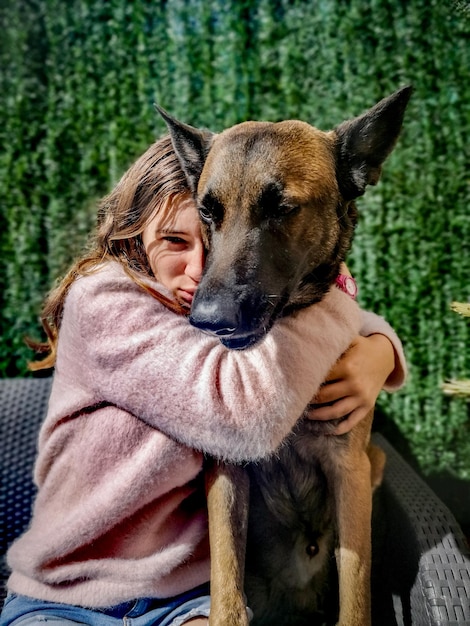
[185, 242, 205, 283]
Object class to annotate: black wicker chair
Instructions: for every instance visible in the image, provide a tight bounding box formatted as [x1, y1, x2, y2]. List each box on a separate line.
[1, 377, 469, 624]
[0, 377, 53, 599]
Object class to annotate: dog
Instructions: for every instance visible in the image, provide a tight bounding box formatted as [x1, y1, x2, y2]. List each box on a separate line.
[157, 86, 412, 626]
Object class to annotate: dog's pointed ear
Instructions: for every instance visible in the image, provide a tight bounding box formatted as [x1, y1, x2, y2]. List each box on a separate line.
[155, 104, 214, 192]
[334, 85, 412, 199]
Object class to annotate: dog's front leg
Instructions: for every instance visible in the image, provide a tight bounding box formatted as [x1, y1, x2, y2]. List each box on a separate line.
[205, 459, 250, 626]
[329, 412, 374, 626]
[334, 455, 372, 626]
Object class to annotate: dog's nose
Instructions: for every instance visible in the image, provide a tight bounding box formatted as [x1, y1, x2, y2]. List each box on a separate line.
[189, 300, 238, 337]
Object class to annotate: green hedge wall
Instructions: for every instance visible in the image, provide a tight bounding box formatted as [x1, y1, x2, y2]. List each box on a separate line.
[1, 0, 469, 478]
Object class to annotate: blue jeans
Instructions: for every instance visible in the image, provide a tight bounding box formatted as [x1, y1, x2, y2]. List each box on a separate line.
[0, 585, 211, 626]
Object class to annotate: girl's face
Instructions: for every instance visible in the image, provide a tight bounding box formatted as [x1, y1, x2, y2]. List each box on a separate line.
[143, 195, 205, 308]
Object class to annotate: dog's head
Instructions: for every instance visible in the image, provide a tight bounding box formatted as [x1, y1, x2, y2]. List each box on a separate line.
[157, 87, 411, 349]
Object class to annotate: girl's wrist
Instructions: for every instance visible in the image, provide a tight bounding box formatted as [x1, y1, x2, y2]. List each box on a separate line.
[366, 333, 397, 385]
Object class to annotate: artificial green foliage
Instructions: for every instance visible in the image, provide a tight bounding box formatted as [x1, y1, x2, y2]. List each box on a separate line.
[442, 303, 470, 399]
[1, 0, 469, 477]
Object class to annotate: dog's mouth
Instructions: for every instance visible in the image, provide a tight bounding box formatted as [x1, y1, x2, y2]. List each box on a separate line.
[189, 314, 272, 351]
[219, 331, 266, 351]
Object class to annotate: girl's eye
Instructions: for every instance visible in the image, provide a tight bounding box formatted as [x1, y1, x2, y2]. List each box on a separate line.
[162, 236, 188, 249]
[164, 236, 185, 244]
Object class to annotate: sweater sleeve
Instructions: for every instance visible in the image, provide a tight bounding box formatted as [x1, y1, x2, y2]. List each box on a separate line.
[359, 310, 407, 391]
[58, 264, 361, 462]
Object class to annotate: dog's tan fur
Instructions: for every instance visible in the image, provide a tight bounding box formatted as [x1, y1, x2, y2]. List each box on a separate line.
[205, 462, 250, 624]
[158, 87, 411, 626]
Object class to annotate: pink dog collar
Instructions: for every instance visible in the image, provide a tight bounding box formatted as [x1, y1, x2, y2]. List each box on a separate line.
[335, 274, 358, 299]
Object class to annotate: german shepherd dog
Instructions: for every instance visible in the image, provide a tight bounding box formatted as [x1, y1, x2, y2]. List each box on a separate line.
[157, 86, 411, 626]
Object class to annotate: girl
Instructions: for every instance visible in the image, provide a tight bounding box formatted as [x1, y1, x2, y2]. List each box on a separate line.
[0, 135, 405, 626]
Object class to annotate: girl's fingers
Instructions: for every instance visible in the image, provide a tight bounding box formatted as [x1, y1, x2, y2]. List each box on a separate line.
[306, 396, 359, 422]
[314, 379, 349, 405]
[330, 409, 367, 435]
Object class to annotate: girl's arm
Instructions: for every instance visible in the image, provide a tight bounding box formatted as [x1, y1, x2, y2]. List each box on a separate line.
[309, 311, 407, 435]
[63, 262, 361, 462]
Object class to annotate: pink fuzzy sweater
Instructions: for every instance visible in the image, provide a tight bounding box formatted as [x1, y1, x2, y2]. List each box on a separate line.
[6, 261, 405, 608]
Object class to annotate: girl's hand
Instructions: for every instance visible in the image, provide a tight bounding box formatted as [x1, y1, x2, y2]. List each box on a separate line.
[307, 334, 396, 435]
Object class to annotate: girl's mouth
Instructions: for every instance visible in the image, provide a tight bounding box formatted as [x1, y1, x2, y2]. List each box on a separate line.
[178, 289, 196, 306]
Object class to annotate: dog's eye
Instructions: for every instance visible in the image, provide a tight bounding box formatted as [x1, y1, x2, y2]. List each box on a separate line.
[199, 206, 213, 224]
[277, 203, 299, 217]
[198, 195, 224, 226]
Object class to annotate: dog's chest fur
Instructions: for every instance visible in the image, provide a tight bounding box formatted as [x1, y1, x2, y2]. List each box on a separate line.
[245, 422, 344, 626]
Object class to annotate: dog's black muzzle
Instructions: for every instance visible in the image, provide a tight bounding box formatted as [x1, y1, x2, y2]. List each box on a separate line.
[189, 288, 285, 350]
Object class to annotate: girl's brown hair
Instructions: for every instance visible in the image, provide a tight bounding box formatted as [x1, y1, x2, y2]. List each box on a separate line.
[30, 135, 190, 371]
